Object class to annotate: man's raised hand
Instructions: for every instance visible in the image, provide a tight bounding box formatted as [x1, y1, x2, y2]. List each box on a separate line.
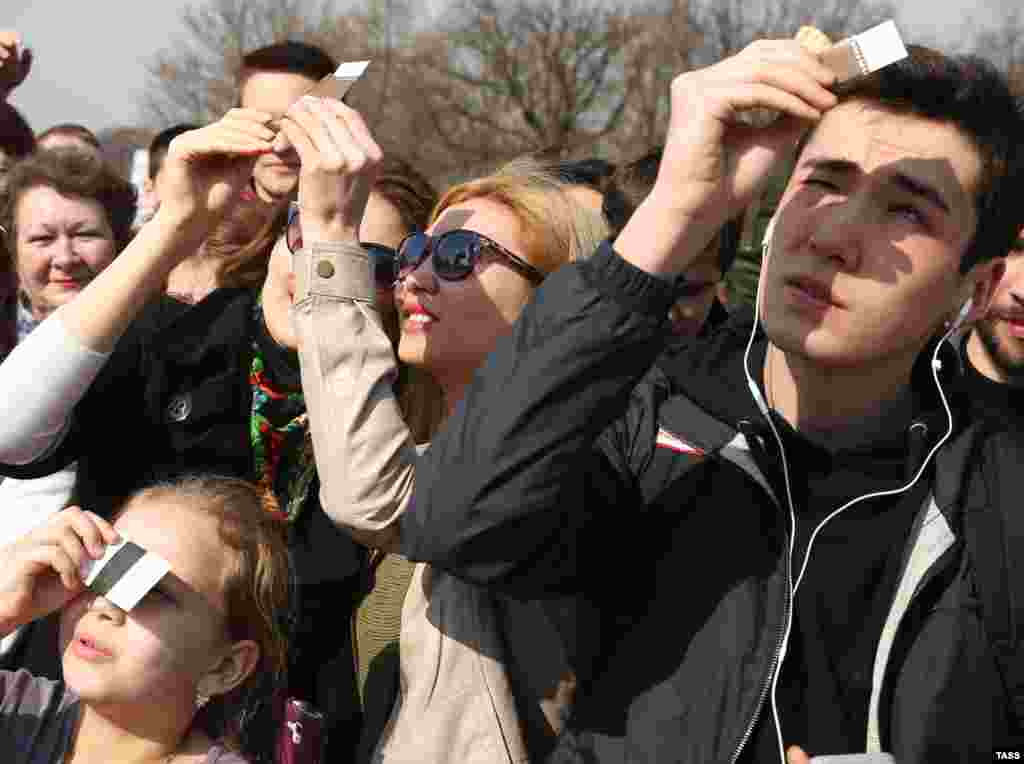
[0, 31, 32, 99]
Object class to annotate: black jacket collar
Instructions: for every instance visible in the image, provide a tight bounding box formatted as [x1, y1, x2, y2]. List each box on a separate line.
[144, 288, 255, 365]
[656, 308, 971, 471]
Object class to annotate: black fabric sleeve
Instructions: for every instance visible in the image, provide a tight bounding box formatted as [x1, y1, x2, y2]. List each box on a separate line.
[398, 241, 677, 597]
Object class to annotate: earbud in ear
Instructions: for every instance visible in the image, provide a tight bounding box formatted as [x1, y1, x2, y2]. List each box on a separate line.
[946, 297, 973, 331]
[955, 297, 973, 329]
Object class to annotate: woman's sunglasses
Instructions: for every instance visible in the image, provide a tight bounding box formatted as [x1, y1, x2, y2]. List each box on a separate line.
[286, 204, 397, 289]
[395, 230, 545, 286]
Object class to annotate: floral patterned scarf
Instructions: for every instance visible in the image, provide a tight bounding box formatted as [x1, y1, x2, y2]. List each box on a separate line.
[249, 308, 316, 523]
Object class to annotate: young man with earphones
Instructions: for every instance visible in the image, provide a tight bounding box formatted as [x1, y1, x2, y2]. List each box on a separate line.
[398, 41, 1024, 764]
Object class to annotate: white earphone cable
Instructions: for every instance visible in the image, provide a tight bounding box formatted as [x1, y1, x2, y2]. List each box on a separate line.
[740, 220, 964, 764]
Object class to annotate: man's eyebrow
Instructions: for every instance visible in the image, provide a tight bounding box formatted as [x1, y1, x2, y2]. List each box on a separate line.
[802, 157, 859, 176]
[804, 157, 953, 215]
[889, 172, 951, 215]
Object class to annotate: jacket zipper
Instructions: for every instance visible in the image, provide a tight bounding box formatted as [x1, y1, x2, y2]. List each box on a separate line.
[729, 490, 913, 762]
[729, 526, 794, 764]
[653, 423, 798, 763]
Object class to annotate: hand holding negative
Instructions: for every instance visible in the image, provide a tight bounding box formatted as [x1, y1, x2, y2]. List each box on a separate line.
[156, 109, 277, 231]
[277, 96, 383, 246]
[657, 39, 836, 218]
[0, 31, 32, 99]
[0, 507, 120, 632]
[617, 40, 837, 276]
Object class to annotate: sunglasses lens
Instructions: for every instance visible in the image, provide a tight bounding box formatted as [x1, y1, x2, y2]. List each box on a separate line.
[363, 244, 397, 288]
[396, 233, 429, 280]
[433, 231, 476, 281]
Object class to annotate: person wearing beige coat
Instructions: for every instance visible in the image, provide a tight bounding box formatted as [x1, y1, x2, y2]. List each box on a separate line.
[290, 157, 609, 762]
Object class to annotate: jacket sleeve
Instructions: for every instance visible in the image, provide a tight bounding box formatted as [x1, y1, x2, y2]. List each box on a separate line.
[398, 242, 678, 596]
[293, 241, 419, 552]
[0, 307, 110, 471]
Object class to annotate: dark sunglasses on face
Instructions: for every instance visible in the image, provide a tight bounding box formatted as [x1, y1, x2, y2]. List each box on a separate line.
[395, 230, 545, 286]
[286, 204, 397, 289]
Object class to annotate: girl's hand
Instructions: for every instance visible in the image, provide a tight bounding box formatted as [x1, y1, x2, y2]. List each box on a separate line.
[277, 96, 383, 246]
[156, 110, 277, 231]
[0, 507, 120, 632]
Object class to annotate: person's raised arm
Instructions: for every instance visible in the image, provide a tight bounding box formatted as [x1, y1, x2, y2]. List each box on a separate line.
[60, 111, 276, 352]
[399, 42, 837, 595]
[0, 31, 31, 101]
[614, 39, 836, 277]
[269, 96, 418, 551]
[0, 508, 119, 636]
[0, 112, 275, 466]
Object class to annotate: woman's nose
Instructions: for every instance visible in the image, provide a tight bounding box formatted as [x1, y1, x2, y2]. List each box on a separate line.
[49, 235, 82, 268]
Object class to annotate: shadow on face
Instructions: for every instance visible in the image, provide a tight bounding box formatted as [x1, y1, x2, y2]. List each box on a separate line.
[58, 499, 234, 713]
[395, 200, 537, 386]
[760, 100, 985, 371]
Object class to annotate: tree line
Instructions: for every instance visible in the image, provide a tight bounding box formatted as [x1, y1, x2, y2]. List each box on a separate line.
[139, 0, 1024, 305]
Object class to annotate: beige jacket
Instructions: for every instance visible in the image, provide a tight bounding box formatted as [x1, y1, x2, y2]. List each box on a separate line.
[292, 243, 575, 764]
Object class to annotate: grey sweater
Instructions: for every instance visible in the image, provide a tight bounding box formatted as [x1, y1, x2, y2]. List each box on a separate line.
[0, 669, 248, 763]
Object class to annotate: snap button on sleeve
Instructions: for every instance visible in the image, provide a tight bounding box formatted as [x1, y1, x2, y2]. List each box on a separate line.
[316, 260, 336, 279]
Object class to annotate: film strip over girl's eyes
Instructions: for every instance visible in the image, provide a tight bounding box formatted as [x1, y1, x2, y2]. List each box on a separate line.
[80, 538, 171, 611]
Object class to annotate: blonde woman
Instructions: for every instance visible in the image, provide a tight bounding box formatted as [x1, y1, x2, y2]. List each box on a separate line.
[288, 124, 608, 761]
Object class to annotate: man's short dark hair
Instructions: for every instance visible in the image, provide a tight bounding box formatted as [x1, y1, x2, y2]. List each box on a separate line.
[799, 44, 1024, 274]
[148, 124, 198, 181]
[240, 41, 337, 85]
[36, 123, 101, 150]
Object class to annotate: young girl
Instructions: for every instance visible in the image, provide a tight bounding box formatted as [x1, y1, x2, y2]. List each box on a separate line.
[0, 475, 293, 763]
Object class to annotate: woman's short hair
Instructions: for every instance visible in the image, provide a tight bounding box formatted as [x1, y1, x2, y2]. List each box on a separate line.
[36, 123, 102, 152]
[1, 148, 137, 252]
[433, 157, 610, 276]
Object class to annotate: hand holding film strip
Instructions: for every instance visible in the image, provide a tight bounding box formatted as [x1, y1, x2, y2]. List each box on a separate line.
[0, 507, 120, 634]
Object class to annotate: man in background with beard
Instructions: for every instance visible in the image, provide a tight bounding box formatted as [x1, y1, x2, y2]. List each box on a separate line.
[963, 235, 1024, 421]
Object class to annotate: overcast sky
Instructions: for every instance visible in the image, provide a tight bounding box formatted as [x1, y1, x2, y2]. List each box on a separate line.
[6, 0, 1018, 134]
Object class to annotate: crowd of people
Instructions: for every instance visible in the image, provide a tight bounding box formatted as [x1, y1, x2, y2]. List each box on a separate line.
[0, 21, 1023, 764]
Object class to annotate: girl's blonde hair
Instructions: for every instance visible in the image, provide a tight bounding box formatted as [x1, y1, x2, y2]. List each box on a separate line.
[432, 156, 610, 278]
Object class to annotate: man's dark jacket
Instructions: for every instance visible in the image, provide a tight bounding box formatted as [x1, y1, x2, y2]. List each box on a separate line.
[400, 243, 1021, 763]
